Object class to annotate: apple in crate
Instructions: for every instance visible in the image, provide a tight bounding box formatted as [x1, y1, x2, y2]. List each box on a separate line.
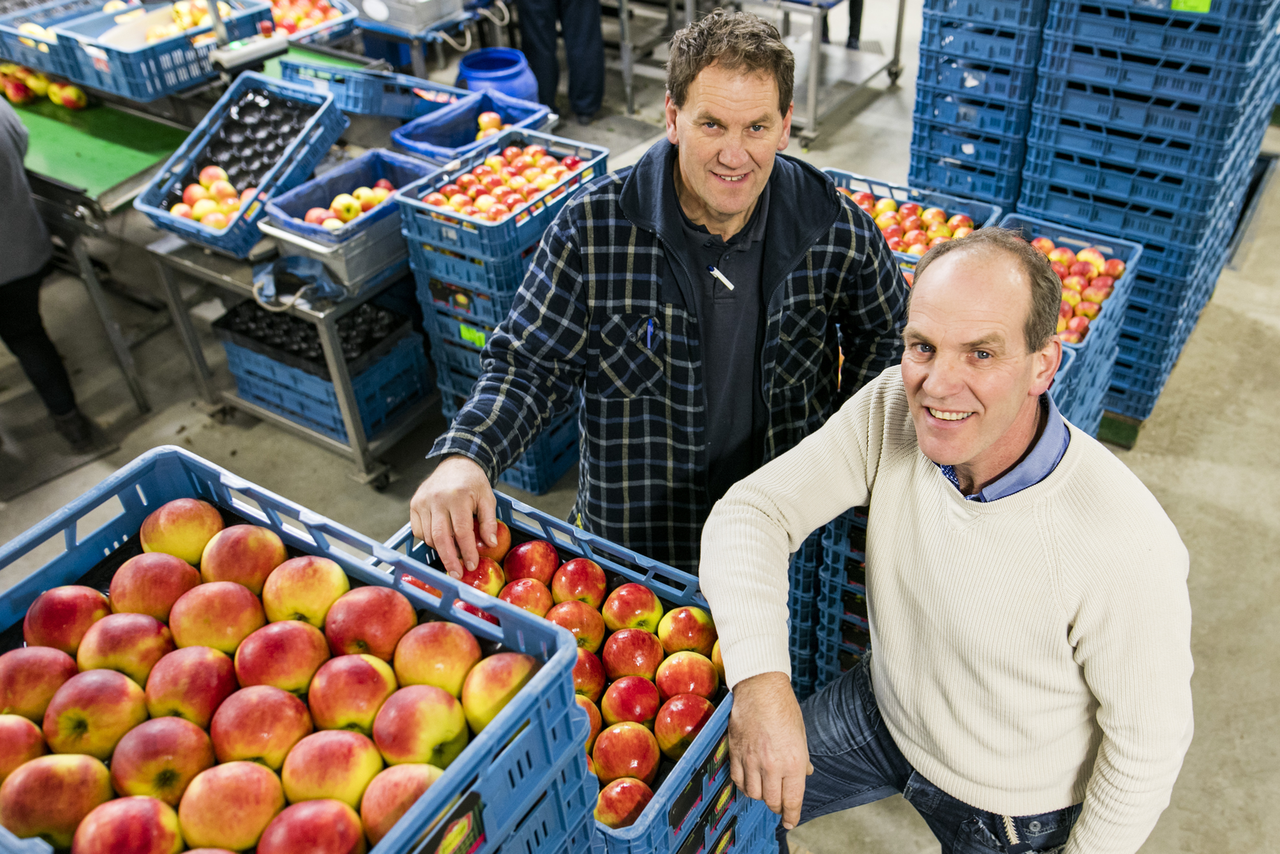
[200, 524, 287, 595]
[423, 192, 449, 209]
[109, 552, 200, 623]
[1030, 236, 1055, 255]
[211, 686, 313, 770]
[372, 684, 468, 767]
[305, 207, 336, 226]
[0, 715, 45, 784]
[262, 555, 350, 627]
[257, 799, 365, 854]
[208, 179, 238, 202]
[183, 184, 211, 207]
[602, 582, 664, 633]
[199, 166, 228, 189]
[472, 518, 512, 562]
[592, 721, 660, 786]
[393, 621, 481, 698]
[503, 539, 559, 586]
[656, 605, 717, 657]
[595, 777, 653, 829]
[374, 178, 394, 192]
[171, 203, 193, 218]
[1068, 261, 1097, 281]
[655, 651, 718, 702]
[0, 646, 79, 722]
[460, 556, 505, 597]
[711, 640, 724, 682]
[282, 730, 384, 809]
[577, 695, 602, 752]
[552, 557, 607, 609]
[460, 651, 539, 733]
[602, 628, 664, 682]
[145, 646, 237, 728]
[178, 761, 285, 851]
[235, 620, 330, 697]
[23, 584, 110, 655]
[202, 211, 229, 230]
[573, 648, 605, 703]
[499, 578, 553, 617]
[190, 199, 219, 222]
[330, 194, 362, 223]
[325, 586, 418, 662]
[308, 654, 398, 735]
[43, 669, 148, 760]
[109, 717, 214, 805]
[352, 186, 379, 212]
[73, 797, 184, 854]
[601, 675, 660, 729]
[545, 600, 606, 654]
[0, 754, 112, 849]
[654, 694, 715, 760]
[169, 581, 266, 655]
[1104, 258, 1126, 277]
[77, 613, 175, 686]
[361, 763, 443, 847]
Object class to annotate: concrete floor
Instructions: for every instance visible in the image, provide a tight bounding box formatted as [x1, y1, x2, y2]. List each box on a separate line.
[2, 0, 1278, 851]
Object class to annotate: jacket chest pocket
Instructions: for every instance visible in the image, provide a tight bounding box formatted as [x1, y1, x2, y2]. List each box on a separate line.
[590, 313, 668, 399]
[774, 305, 829, 388]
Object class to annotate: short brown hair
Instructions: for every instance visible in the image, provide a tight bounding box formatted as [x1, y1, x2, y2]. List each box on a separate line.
[666, 10, 795, 116]
[911, 228, 1061, 353]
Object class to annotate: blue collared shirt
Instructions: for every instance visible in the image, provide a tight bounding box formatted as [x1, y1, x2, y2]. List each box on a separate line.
[938, 393, 1070, 502]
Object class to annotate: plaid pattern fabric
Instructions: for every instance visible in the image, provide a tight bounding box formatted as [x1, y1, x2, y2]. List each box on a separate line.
[431, 148, 908, 573]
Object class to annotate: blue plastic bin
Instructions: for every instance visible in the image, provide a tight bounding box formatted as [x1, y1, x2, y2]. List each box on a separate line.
[908, 150, 1022, 206]
[911, 118, 1027, 171]
[0, 446, 584, 854]
[0, 0, 111, 79]
[279, 58, 467, 119]
[922, 0, 1047, 29]
[921, 10, 1043, 66]
[917, 46, 1039, 104]
[915, 82, 1034, 137]
[391, 88, 550, 163]
[288, 0, 357, 45]
[134, 72, 348, 258]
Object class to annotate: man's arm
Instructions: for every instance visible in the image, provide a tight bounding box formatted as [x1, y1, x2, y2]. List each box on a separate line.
[409, 201, 593, 575]
[836, 201, 909, 398]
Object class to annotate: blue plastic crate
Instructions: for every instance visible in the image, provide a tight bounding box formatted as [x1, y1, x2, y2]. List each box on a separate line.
[223, 332, 432, 443]
[908, 149, 1022, 206]
[494, 740, 595, 854]
[287, 0, 357, 45]
[923, 0, 1048, 29]
[415, 271, 517, 327]
[911, 118, 1027, 170]
[1052, 342, 1111, 435]
[53, 0, 272, 100]
[787, 526, 825, 700]
[279, 58, 467, 119]
[733, 796, 783, 854]
[0, 0, 107, 78]
[1066, 0, 1273, 25]
[1128, 242, 1227, 313]
[917, 46, 1039, 104]
[396, 128, 609, 261]
[1043, 0, 1280, 66]
[425, 300, 500, 355]
[392, 88, 551, 163]
[1037, 30, 1279, 106]
[385, 493, 756, 854]
[827, 506, 869, 558]
[409, 237, 537, 295]
[1104, 373, 1164, 420]
[915, 82, 1034, 136]
[134, 72, 348, 258]
[265, 148, 435, 246]
[921, 10, 1043, 66]
[0, 446, 582, 854]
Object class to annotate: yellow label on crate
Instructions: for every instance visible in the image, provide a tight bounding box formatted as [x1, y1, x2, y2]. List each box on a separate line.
[1170, 0, 1210, 11]
[460, 324, 486, 348]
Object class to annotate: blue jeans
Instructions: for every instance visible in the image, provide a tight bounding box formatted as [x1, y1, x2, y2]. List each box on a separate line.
[780, 654, 1081, 853]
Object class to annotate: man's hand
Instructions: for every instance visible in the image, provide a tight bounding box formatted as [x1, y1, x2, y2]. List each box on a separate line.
[409, 456, 497, 579]
[728, 671, 813, 830]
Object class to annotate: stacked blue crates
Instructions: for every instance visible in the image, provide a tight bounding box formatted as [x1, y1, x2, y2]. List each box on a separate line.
[1018, 0, 1280, 420]
[815, 507, 870, 691]
[395, 129, 608, 495]
[909, 0, 1050, 209]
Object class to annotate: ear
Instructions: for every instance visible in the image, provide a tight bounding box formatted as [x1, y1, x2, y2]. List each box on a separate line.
[664, 93, 679, 146]
[777, 101, 794, 152]
[1031, 337, 1062, 397]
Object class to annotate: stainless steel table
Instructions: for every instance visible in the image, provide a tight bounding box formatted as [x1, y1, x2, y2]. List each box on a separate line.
[608, 0, 696, 115]
[148, 234, 436, 487]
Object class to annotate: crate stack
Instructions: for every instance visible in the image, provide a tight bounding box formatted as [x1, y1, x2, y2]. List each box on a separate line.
[1018, 0, 1280, 421]
[813, 507, 870, 691]
[909, 0, 1051, 209]
[396, 129, 608, 495]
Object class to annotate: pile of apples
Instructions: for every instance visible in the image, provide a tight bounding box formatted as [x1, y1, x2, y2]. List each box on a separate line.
[145, 0, 234, 43]
[300, 178, 396, 233]
[264, 0, 345, 36]
[171, 164, 257, 231]
[474, 109, 513, 141]
[1029, 237, 1127, 344]
[419, 141, 586, 225]
[837, 187, 974, 256]
[0, 497, 540, 853]
[0, 64, 86, 109]
[425, 520, 724, 831]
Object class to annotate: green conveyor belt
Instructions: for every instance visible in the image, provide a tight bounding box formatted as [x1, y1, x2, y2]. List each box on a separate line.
[18, 98, 189, 200]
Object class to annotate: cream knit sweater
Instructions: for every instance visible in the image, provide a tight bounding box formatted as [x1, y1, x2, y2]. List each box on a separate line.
[700, 366, 1193, 854]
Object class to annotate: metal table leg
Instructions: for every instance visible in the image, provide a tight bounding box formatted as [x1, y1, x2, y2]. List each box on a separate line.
[317, 311, 386, 483]
[806, 5, 820, 136]
[152, 257, 220, 407]
[411, 36, 428, 77]
[71, 237, 150, 414]
[618, 0, 635, 114]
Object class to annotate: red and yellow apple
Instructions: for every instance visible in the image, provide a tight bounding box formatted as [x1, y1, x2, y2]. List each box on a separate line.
[601, 676, 661, 729]
[169, 582, 266, 654]
[178, 761, 285, 851]
[654, 651, 719, 702]
[234, 620, 330, 697]
[360, 764, 443, 847]
[307, 654, 397, 735]
[73, 796, 183, 854]
[460, 652, 539, 734]
[592, 721, 660, 786]
[372, 685, 468, 767]
[139, 498, 224, 565]
[43, 669, 148, 760]
[392, 621, 481, 698]
[262, 555, 350, 626]
[325, 586, 417, 662]
[0, 715, 44, 784]
[108, 552, 201, 624]
[545, 600, 606, 653]
[109, 716, 215, 805]
[256, 799, 366, 854]
[594, 777, 653, 829]
[0, 646, 79, 722]
[654, 694, 715, 760]
[22, 585, 110, 655]
[281, 730, 384, 810]
[0, 754, 112, 849]
[550, 558, 607, 609]
[210, 685, 313, 770]
[601, 583, 664, 633]
[499, 578, 553, 617]
[503, 540, 559, 586]
[655, 606, 716, 657]
[145, 646, 237, 729]
[76, 613, 175, 686]
[199, 525, 287, 596]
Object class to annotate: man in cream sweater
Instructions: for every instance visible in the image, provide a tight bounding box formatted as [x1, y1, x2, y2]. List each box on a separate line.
[699, 228, 1193, 854]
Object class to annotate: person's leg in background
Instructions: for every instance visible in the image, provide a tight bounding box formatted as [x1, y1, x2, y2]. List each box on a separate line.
[0, 267, 92, 449]
[516, 0, 562, 109]
[820, 0, 864, 49]
[558, 0, 604, 123]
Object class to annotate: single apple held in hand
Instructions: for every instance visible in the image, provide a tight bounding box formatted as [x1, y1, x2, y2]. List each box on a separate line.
[23, 585, 110, 655]
[145, 646, 237, 729]
[0, 754, 113, 849]
[460, 557, 505, 597]
[594, 777, 653, 829]
[109, 716, 214, 806]
[0, 646, 79, 723]
[43, 669, 148, 760]
[474, 518, 512, 562]
[392, 621, 481, 698]
[262, 555, 350, 626]
[178, 761, 285, 851]
[210, 686, 313, 770]
[361, 763, 443, 847]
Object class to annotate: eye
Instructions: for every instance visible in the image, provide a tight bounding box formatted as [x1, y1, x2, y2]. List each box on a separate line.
[750, 125, 765, 133]
[703, 121, 719, 130]
[911, 342, 934, 355]
[974, 350, 991, 360]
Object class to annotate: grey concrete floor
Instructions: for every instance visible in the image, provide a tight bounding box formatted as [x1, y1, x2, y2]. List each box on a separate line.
[3, 0, 1279, 851]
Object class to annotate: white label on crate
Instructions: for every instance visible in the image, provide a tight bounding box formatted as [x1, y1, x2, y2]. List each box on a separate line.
[311, 78, 330, 92]
[962, 143, 976, 156]
[362, 0, 390, 20]
[441, 226, 458, 241]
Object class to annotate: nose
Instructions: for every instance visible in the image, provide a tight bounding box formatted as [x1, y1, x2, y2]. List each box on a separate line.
[920, 351, 965, 400]
[717, 134, 749, 170]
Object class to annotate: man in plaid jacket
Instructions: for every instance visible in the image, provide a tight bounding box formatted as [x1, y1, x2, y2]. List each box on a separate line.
[411, 11, 909, 577]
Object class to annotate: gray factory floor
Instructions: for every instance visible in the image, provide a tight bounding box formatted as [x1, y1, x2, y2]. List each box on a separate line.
[2, 1, 1277, 851]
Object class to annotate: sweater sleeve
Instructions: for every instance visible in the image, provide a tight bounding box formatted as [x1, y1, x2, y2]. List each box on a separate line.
[1056, 482, 1195, 854]
[699, 369, 900, 688]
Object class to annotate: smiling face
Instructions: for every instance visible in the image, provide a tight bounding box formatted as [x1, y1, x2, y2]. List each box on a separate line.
[664, 63, 792, 239]
[901, 248, 1061, 493]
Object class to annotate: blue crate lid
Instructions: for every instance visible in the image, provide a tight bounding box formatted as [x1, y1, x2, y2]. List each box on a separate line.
[279, 57, 468, 119]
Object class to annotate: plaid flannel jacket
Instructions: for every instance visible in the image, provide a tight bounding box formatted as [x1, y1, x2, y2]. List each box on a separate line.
[431, 141, 908, 573]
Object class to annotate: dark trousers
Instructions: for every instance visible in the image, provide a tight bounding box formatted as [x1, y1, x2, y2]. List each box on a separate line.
[0, 266, 77, 417]
[517, 0, 604, 117]
[821, 0, 864, 48]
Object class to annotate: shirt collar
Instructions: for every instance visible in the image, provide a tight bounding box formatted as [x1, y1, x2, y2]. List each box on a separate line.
[938, 393, 1071, 502]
